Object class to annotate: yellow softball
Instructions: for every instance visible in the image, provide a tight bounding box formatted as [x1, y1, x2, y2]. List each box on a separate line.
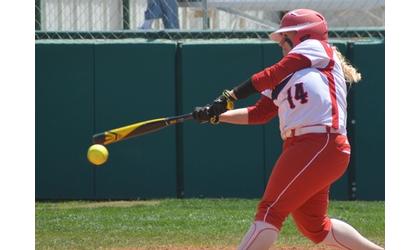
[87, 144, 109, 166]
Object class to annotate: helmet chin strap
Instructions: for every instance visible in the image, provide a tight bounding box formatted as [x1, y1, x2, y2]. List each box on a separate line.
[284, 35, 294, 49]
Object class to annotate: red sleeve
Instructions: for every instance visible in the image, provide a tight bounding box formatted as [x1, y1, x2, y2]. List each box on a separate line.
[247, 95, 278, 124]
[251, 53, 311, 92]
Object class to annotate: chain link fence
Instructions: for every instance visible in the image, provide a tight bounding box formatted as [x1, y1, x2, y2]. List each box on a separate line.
[35, 0, 385, 40]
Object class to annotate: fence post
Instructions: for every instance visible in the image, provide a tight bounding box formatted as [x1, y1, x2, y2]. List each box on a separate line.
[346, 42, 358, 201]
[36, 0, 41, 30]
[202, 0, 209, 29]
[123, 0, 130, 30]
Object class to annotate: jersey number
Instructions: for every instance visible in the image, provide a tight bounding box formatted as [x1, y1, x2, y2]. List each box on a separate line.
[286, 83, 308, 109]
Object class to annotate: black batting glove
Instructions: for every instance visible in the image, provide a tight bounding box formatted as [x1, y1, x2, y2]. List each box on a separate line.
[193, 90, 235, 125]
[192, 105, 212, 124]
[208, 90, 236, 118]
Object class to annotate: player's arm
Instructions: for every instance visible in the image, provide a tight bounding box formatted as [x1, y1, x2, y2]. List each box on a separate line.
[245, 95, 278, 124]
[216, 53, 311, 103]
[193, 40, 333, 123]
[219, 95, 278, 125]
[196, 95, 278, 125]
[195, 53, 311, 122]
[230, 40, 330, 101]
[213, 40, 333, 106]
[250, 53, 311, 92]
[218, 108, 249, 125]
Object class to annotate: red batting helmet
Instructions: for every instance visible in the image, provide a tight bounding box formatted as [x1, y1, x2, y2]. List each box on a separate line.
[270, 9, 328, 46]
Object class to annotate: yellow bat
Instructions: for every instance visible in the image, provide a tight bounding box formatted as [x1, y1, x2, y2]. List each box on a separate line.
[92, 113, 193, 145]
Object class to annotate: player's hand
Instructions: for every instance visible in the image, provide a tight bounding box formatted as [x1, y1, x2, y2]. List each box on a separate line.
[192, 105, 212, 124]
[208, 90, 236, 117]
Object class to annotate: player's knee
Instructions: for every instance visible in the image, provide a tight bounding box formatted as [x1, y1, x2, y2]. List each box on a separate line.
[254, 202, 288, 230]
[305, 230, 330, 244]
[294, 216, 331, 244]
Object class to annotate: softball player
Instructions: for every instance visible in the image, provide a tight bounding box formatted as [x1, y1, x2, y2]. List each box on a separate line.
[193, 9, 383, 250]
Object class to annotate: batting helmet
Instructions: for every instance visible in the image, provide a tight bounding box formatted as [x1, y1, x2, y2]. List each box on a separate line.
[270, 9, 328, 46]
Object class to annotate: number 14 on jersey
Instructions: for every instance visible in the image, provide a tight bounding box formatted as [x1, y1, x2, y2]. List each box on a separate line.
[287, 83, 308, 109]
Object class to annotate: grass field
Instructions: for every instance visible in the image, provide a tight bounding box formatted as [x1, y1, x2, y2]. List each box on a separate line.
[36, 199, 384, 249]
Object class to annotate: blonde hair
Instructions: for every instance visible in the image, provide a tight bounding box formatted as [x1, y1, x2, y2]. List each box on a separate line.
[332, 46, 362, 85]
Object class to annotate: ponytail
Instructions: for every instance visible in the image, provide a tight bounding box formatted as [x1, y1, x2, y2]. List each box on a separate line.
[332, 46, 362, 85]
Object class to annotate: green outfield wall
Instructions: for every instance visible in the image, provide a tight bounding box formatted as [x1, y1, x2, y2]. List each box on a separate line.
[347, 41, 385, 200]
[35, 39, 385, 201]
[36, 43, 95, 199]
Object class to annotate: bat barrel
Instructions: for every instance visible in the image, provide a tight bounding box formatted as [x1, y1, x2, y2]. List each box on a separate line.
[92, 132, 107, 145]
[91, 113, 193, 146]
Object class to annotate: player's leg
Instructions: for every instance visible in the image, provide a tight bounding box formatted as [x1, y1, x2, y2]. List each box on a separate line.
[255, 133, 349, 227]
[288, 135, 383, 250]
[292, 188, 384, 250]
[291, 186, 332, 244]
[238, 133, 348, 249]
[237, 136, 307, 250]
[237, 221, 279, 250]
[321, 218, 384, 249]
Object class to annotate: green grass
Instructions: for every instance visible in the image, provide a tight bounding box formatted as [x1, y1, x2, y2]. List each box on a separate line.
[36, 199, 384, 249]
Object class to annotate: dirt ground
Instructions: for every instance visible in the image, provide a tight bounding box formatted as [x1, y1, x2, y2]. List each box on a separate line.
[111, 246, 336, 250]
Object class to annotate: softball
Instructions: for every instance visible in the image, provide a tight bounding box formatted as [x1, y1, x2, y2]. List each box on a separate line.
[87, 144, 109, 166]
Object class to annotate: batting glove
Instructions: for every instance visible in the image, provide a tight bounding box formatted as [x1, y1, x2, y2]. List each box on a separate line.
[208, 90, 236, 118]
[192, 105, 213, 124]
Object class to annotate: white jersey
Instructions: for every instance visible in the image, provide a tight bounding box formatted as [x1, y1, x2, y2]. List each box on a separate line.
[261, 39, 348, 135]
